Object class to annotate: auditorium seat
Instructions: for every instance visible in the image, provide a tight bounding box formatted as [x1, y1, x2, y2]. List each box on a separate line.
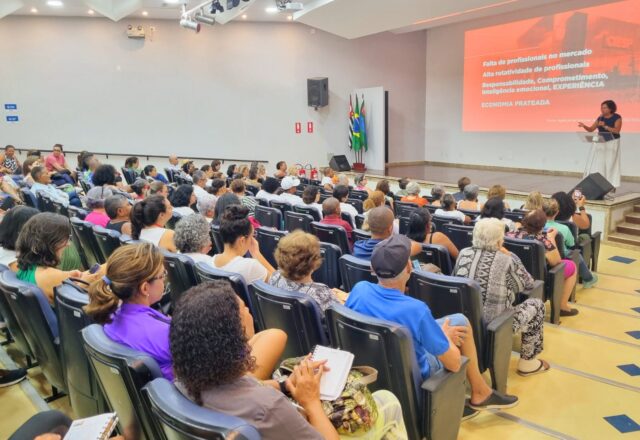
[338, 255, 377, 292]
[162, 250, 198, 307]
[70, 217, 104, 268]
[442, 223, 474, 252]
[503, 210, 524, 223]
[349, 190, 368, 201]
[254, 205, 283, 230]
[346, 198, 364, 214]
[353, 229, 372, 242]
[432, 215, 463, 233]
[82, 324, 162, 440]
[458, 209, 479, 219]
[269, 200, 292, 217]
[54, 281, 106, 418]
[312, 242, 342, 289]
[210, 224, 224, 254]
[293, 205, 321, 222]
[142, 378, 261, 440]
[579, 213, 601, 271]
[120, 168, 137, 185]
[284, 210, 314, 233]
[394, 201, 419, 218]
[0, 265, 36, 368]
[416, 244, 453, 275]
[311, 222, 351, 255]
[249, 281, 328, 359]
[68, 205, 89, 220]
[165, 211, 183, 230]
[245, 184, 260, 196]
[407, 270, 514, 393]
[36, 192, 57, 213]
[325, 304, 469, 440]
[20, 188, 38, 209]
[164, 168, 176, 183]
[0, 270, 66, 401]
[557, 220, 593, 275]
[341, 211, 355, 228]
[50, 199, 69, 218]
[92, 225, 122, 262]
[256, 227, 287, 268]
[354, 213, 365, 229]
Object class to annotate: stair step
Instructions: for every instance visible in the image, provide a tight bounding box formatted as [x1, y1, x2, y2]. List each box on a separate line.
[635, 204, 640, 213]
[626, 212, 640, 225]
[616, 222, 640, 236]
[608, 232, 640, 247]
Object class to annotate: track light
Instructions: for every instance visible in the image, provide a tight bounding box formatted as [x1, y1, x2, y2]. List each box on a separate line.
[180, 17, 201, 32]
[195, 9, 216, 25]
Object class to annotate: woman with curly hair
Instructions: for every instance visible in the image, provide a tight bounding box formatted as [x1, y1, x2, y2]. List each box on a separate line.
[174, 215, 212, 264]
[170, 281, 334, 439]
[269, 231, 346, 310]
[169, 184, 197, 217]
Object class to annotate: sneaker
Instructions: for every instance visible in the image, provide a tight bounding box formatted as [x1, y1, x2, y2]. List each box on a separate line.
[0, 368, 27, 387]
[468, 391, 519, 411]
[462, 405, 479, 421]
[582, 273, 599, 289]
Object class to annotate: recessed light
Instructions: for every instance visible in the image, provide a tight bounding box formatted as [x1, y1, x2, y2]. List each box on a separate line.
[47, 0, 64, 7]
[142, 10, 149, 16]
[241, 14, 247, 19]
[88, 9, 94, 15]
[265, 6, 278, 13]
[30, 7, 38, 13]
[287, 15, 293, 21]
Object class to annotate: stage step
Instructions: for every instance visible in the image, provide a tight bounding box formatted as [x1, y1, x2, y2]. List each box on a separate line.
[616, 222, 640, 236]
[626, 212, 640, 225]
[608, 232, 640, 247]
[635, 204, 640, 213]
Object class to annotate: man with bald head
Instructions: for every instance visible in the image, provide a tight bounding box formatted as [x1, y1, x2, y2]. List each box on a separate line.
[168, 154, 180, 169]
[354, 206, 420, 259]
[320, 197, 354, 249]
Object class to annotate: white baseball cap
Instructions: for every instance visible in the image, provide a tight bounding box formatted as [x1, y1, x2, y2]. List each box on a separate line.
[281, 176, 301, 190]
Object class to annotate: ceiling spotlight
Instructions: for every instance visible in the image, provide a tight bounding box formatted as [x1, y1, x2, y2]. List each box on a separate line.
[287, 15, 293, 20]
[180, 16, 201, 33]
[142, 10, 148, 16]
[30, 7, 38, 13]
[195, 10, 215, 25]
[88, 9, 95, 15]
[46, 0, 64, 7]
[241, 14, 247, 19]
[265, 6, 278, 13]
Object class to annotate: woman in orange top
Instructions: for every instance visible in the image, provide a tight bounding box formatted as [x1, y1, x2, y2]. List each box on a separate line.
[400, 181, 428, 207]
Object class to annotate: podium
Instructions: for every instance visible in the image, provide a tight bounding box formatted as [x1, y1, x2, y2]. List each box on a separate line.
[577, 131, 615, 179]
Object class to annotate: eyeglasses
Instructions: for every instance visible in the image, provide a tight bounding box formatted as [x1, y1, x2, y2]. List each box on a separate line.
[148, 270, 167, 283]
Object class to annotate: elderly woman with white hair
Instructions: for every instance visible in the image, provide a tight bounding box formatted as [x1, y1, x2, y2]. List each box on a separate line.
[400, 181, 428, 207]
[197, 197, 216, 222]
[174, 214, 213, 264]
[453, 218, 549, 377]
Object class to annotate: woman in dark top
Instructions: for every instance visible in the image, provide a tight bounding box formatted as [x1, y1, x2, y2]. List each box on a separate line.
[578, 99, 622, 191]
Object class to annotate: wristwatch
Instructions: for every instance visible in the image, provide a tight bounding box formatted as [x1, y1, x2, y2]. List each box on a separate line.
[278, 376, 292, 397]
[579, 207, 586, 212]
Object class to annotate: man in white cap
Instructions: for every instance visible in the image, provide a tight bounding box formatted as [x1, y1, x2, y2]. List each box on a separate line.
[277, 175, 303, 206]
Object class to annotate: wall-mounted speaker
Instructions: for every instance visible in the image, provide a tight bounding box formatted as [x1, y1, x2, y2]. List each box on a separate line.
[307, 77, 328, 109]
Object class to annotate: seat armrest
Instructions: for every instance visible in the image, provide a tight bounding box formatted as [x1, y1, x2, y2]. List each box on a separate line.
[519, 280, 544, 302]
[546, 263, 565, 324]
[590, 231, 602, 272]
[486, 309, 515, 393]
[421, 357, 469, 440]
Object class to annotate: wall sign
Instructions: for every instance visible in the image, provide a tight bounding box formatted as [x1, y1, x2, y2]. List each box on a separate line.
[6, 115, 19, 123]
[295, 122, 301, 134]
[4, 104, 17, 111]
[307, 121, 314, 133]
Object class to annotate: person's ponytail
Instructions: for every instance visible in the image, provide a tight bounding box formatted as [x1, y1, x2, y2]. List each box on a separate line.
[130, 200, 146, 239]
[85, 277, 120, 325]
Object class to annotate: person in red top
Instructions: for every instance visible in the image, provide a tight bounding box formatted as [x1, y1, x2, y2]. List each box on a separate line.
[320, 197, 354, 249]
[44, 144, 75, 185]
[400, 182, 428, 207]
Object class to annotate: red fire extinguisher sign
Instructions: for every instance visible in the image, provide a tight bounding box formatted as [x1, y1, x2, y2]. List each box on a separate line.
[307, 122, 314, 133]
[295, 122, 301, 134]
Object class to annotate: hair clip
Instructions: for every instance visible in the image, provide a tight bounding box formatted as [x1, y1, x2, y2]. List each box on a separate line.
[102, 275, 112, 286]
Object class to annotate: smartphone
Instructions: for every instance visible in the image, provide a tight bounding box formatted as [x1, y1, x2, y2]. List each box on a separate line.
[89, 263, 101, 274]
[573, 188, 582, 200]
[411, 260, 421, 270]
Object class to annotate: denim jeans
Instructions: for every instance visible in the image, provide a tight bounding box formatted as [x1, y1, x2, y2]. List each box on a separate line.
[578, 253, 593, 282]
[425, 313, 469, 375]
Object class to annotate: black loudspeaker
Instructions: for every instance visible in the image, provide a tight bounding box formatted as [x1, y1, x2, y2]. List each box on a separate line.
[307, 77, 329, 108]
[329, 155, 351, 172]
[571, 172, 614, 200]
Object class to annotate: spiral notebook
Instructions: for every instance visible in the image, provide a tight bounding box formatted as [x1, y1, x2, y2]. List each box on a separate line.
[311, 345, 354, 401]
[64, 413, 118, 440]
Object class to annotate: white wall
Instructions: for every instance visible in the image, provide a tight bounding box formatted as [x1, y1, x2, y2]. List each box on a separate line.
[425, 0, 640, 176]
[0, 16, 426, 172]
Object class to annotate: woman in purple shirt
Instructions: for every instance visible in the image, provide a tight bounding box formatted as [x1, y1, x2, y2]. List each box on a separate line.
[84, 243, 174, 380]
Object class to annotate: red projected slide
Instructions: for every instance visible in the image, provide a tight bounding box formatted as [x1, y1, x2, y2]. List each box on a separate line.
[463, 0, 640, 132]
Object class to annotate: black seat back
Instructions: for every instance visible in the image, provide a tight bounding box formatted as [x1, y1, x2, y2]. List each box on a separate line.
[346, 198, 364, 214]
[162, 250, 198, 307]
[459, 209, 479, 219]
[37, 192, 57, 213]
[292, 204, 321, 221]
[165, 212, 183, 230]
[556, 220, 579, 244]
[503, 211, 524, 223]
[249, 281, 328, 359]
[417, 244, 453, 275]
[311, 222, 350, 255]
[256, 227, 288, 268]
[254, 205, 283, 230]
[503, 237, 546, 280]
[68, 205, 89, 220]
[142, 378, 261, 440]
[354, 214, 365, 229]
[121, 168, 137, 185]
[442, 223, 474, 252]
[350, 190, 368, 201]
[210, 224, 224, 254]
[54, 281, 105, 418]
[194, 263, 254, 314]
[395, 201, 419, 218]
[313, 242, 342, 289]
[432, 215, 462, 233]
[0, 270, 65, 392]
[0, 265, 35, 363]
[82, 324, 162, 440]
[92, 225, 122, 262]
[51, 199, 69, 217]
[353, 229, 371, 242]
[269, 200, 292, 217]
[284, 211, 314, 233]
[245, 184, 260, 196]
[21, 188, 38, 209]
[339, 255, 377, 291]
[71, 217, 104, 267]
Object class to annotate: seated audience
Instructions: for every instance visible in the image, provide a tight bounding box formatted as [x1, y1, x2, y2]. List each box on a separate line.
[336, 173, 350, 187]
[16, 213, 97, 302]
[210, 159, 222, 173]
[552, 191, 591, 230]
[197, 196, 216, 222]
[212, 192, 241, 224]
[320, 197, 353, 249]
[131, 195, 176, 252]
[507, 210, 578, 316]
[92, 164, 131, 199]
[227, 164, 237, 179]
[544, 199, 598, 288]
[257, 164, 267, 182]
[479, 197, 517, 232]
[0, 175, 23, 206]
[346, 234, 518, 410]
[407, 208, 459, 260]
[174, 214, 213, 264]
[270, 230, 346, 310]
[454, 218, 550, 376]
[83, 156, 100, 184]
[354, 174, 372, 195]
[212, 205, 274, 283]
[124, 156, 141, 176]
[452, 176, 470, 202]
[143, 165, 169, 184]
[0, 145, 21, 175]
[457, 184, 482, 211]
[321, 167, 335, 190]
[44, 144, 75, 186]
[105, 194, 132, 236]
[245, 168, 262, 189]
[0, 206, 39, 271]
[396, 178, 410, 197]
[273, 161, 287, 179]
[130, 178, 150, 201]
[487, 184, 511, 210]
[21, 157, 40, 187]
[362, 190, 385, 230]
[354, 206, 420, 260]
[333, 184, 359, 222]
[400, 182, 428, 207]
[231, 179, 258, 215]
[170, 281, 366, 440]
[181, 160, 195, 182]
[301, 186, 323, 219]
[192, 170, 217, 208]
[375, 179, 394, 207]
[170, 184, 197, 217]
[237, 164, 250, 179]
[522, 191, 543, 211]
[430, 185, 445, 207]
[30, 166, 81, 207]
[277, 176, 303, 205]
[84, 187, 112, 228]
[167, 154, 181, 171]
[149, 181, 169, 197]
[209, 178, 227, 200]
[435, 194, 469, 224]
[256, 177, 281, 203]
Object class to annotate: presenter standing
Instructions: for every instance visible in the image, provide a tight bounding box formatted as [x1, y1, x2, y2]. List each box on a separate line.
[578, 100, 622, 192]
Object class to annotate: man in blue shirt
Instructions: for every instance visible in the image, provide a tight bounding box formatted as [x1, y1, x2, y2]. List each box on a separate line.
[353, 207, 420, 260]
[346, 234, 518, 411]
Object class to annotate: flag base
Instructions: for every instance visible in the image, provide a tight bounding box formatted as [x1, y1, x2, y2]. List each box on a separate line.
[352, 162, 367, 172]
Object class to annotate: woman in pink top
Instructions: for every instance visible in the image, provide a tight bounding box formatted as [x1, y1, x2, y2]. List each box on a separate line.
[44, 144, 75, 185]
[84, 187, 112, 228]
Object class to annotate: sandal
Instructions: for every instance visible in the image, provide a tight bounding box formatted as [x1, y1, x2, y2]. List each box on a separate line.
[517, 359, 550, 377]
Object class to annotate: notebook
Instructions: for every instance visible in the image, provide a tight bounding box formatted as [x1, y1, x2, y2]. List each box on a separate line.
[311, 345, 354, 401]
[64, 413, 118, 440]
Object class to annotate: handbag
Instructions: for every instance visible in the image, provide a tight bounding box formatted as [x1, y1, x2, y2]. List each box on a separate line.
[275, 356, 379, 435]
